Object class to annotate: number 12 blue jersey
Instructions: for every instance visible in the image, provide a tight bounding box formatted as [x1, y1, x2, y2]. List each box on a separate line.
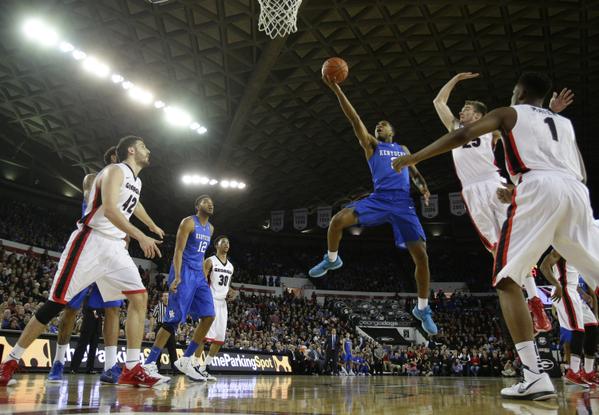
[182, 215, 211, 270]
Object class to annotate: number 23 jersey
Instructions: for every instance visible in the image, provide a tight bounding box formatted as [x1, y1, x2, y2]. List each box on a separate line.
[81, 163, 142, 239]
[451, 122, 498, 186]
[502, 104, 582, 181]
[207, 256, 234, 300]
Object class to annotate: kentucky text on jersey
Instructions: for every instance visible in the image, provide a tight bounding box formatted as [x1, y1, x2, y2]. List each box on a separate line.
[196, 233, 211, 242]
[368, 142, 410, 193]
[181, 216, 212, 270]
[378, 149, 405, 157]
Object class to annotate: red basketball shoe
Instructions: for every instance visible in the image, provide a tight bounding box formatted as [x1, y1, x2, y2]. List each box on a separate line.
[528, 297, 552, 333]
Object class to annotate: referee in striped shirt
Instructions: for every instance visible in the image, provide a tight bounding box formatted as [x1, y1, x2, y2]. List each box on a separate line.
[151, 292, 178, 373]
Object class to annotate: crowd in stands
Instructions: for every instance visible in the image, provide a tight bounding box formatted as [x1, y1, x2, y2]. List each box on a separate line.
[0, 196, 563, 378]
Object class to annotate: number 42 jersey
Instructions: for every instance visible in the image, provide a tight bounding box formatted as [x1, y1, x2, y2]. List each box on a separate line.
[207, 256, 234, 300]
[81, 163, 142, 239]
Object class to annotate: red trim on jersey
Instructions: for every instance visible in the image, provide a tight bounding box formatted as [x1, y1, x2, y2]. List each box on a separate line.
[461, 191, 494, 252]
[80, 182, 102, 226]
[122, 289, 147, 295]
[502, 131, 530, 176]
[558, 259, 582, 331]
[492, 188, 517, 286]
[585, 323, 599, 327]
[52, 226, 93, 303]
[203, 337, 225, 345]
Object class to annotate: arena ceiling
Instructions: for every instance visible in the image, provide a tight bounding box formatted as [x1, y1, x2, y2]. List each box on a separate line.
[0, 0, 598, 230]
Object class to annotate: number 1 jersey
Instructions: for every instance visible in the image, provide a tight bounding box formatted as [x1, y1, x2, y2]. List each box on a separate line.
[81, 163, 142, 239]
[502, 104, 583, 182]
[182, 215, 211, 270]
[207, 255, 234, 300]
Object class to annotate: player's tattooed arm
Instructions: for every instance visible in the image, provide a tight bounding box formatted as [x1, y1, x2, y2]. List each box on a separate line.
[539, 249, 563, 302]
[133, 202, 165, 239]
[402, 145, 430, 205]
[433, 72, 480, 132]
[322, 75, 377, 158]
[203, 258, 213, 282]
[170, 217, 194, 292]
[82, 173, 96, 203]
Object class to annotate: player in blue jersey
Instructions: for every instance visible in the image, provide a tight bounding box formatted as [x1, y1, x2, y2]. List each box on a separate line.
[341, 333, 354, 375]
[309, 75, 437, 335]
[144, 195, 216, 381]
[47, 146, 165, 384]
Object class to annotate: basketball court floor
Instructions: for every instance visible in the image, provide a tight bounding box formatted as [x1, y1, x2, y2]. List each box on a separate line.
[0, 374, 594, 414]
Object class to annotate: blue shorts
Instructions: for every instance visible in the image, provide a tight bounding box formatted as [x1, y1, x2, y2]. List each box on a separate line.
[67, 283, 123, 310]
[347, 191, 425, 249]
[560, 327, 573, 345]
[163, 262, 215, 326]
[344, 353, 353, 363]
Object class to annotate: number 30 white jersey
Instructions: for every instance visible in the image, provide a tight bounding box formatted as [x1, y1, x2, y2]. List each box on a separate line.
[81, 163, 142, 239]
[207, 256, 234, 300]
[502, 105, 583, 182]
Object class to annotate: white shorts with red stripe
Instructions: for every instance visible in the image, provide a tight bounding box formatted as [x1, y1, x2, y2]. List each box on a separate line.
[49, 226, 145, 304]
[552, 285, 598, 331]
[493, 172, 599, 287]
[461, 176, 507, 251]
[204, 299, 227, 344]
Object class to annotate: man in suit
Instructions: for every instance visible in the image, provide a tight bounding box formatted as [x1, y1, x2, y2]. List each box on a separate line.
[325, 328, 341, 375]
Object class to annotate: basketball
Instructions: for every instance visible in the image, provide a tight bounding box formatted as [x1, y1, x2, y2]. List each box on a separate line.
[322, 57, 349, 84]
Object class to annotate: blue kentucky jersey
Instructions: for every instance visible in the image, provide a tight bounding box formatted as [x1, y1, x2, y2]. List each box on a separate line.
[181, 215, 211, 270]
[368, 142, 410, 193]
[344, 339, 352, 354]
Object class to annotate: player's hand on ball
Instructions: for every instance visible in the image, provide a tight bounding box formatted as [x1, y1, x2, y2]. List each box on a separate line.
[149, 225, 165, 240]
[496, 185, 514, 204]
[139, 234, 162, 259]
[549, 88, 574, 113]
[170, 277, 181, 293]
[551, 285, 563, 303]
[392, 154, 416, 172]
[322, 75, 339, 90]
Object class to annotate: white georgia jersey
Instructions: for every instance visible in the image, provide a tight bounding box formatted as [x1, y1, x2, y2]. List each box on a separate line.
[81, 163, 142, 239]
[208, 255, 234, 300]
[503, 105, 583, 182]
[552, 258, 579, 287]
[451, 121, 501, 186]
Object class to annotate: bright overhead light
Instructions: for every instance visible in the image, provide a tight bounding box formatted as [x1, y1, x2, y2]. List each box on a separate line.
[22, 19, 58, 46]
[128, 86, 153, 105]
[82, 57, 110, 78]
[121, 81, 133, 90]
[200, 177, 209, 184]
[230, 180, 238, 188]
[154, 100, 165, 109]
[59, 41, 74, 53]
[197, 126, 207, 134]
[164, 106, 191, 127]
[238, 182, 246, 189]
[221, 180, 230, 188]
[209, 179, 218, 186]
[182, 175, 191, 184]
[189, 122, 200, 130]
[111, 74, 124, 83]
[72, 50, 87, 61]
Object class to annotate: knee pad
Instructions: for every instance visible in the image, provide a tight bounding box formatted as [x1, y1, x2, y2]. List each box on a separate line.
[584, 325, 598, 356]
[35, 301, 65, 325]
[571, 330, 584, 356]
[160, 323, 176, 335]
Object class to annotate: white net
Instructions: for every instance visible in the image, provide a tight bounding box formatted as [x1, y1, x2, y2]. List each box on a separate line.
[258, 0, 303, 39]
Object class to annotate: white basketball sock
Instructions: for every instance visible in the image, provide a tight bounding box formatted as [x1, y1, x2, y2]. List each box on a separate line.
[105, 346, 118, 371]
[515, 340, 542, 376]
[54, 344, 69, 364]
[584, 357, 594, 373]
[570, 355, 581, 373]
[417, 298, 428, 310]
[126, 349, 140, 369]
[327, 251, 338, 262]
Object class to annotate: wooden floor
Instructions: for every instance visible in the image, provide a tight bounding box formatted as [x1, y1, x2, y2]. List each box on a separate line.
[0, 374, 595, 414]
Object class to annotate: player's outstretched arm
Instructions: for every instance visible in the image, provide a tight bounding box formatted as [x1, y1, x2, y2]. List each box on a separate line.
[539, 249, 563, 302]
[322, 75, 377, 157]
[170, 217, 195, 292]
[101, 165, 161, 259]
[133, 202, 165, 239]
[392, 107, 516, 172]
[548, 88, 574, 113]
[433, 73, 479, 132]
[402, 146, 430, 206]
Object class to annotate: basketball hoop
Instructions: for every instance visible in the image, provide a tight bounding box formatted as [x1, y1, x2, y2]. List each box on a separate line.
[258, 0, 303, 39]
